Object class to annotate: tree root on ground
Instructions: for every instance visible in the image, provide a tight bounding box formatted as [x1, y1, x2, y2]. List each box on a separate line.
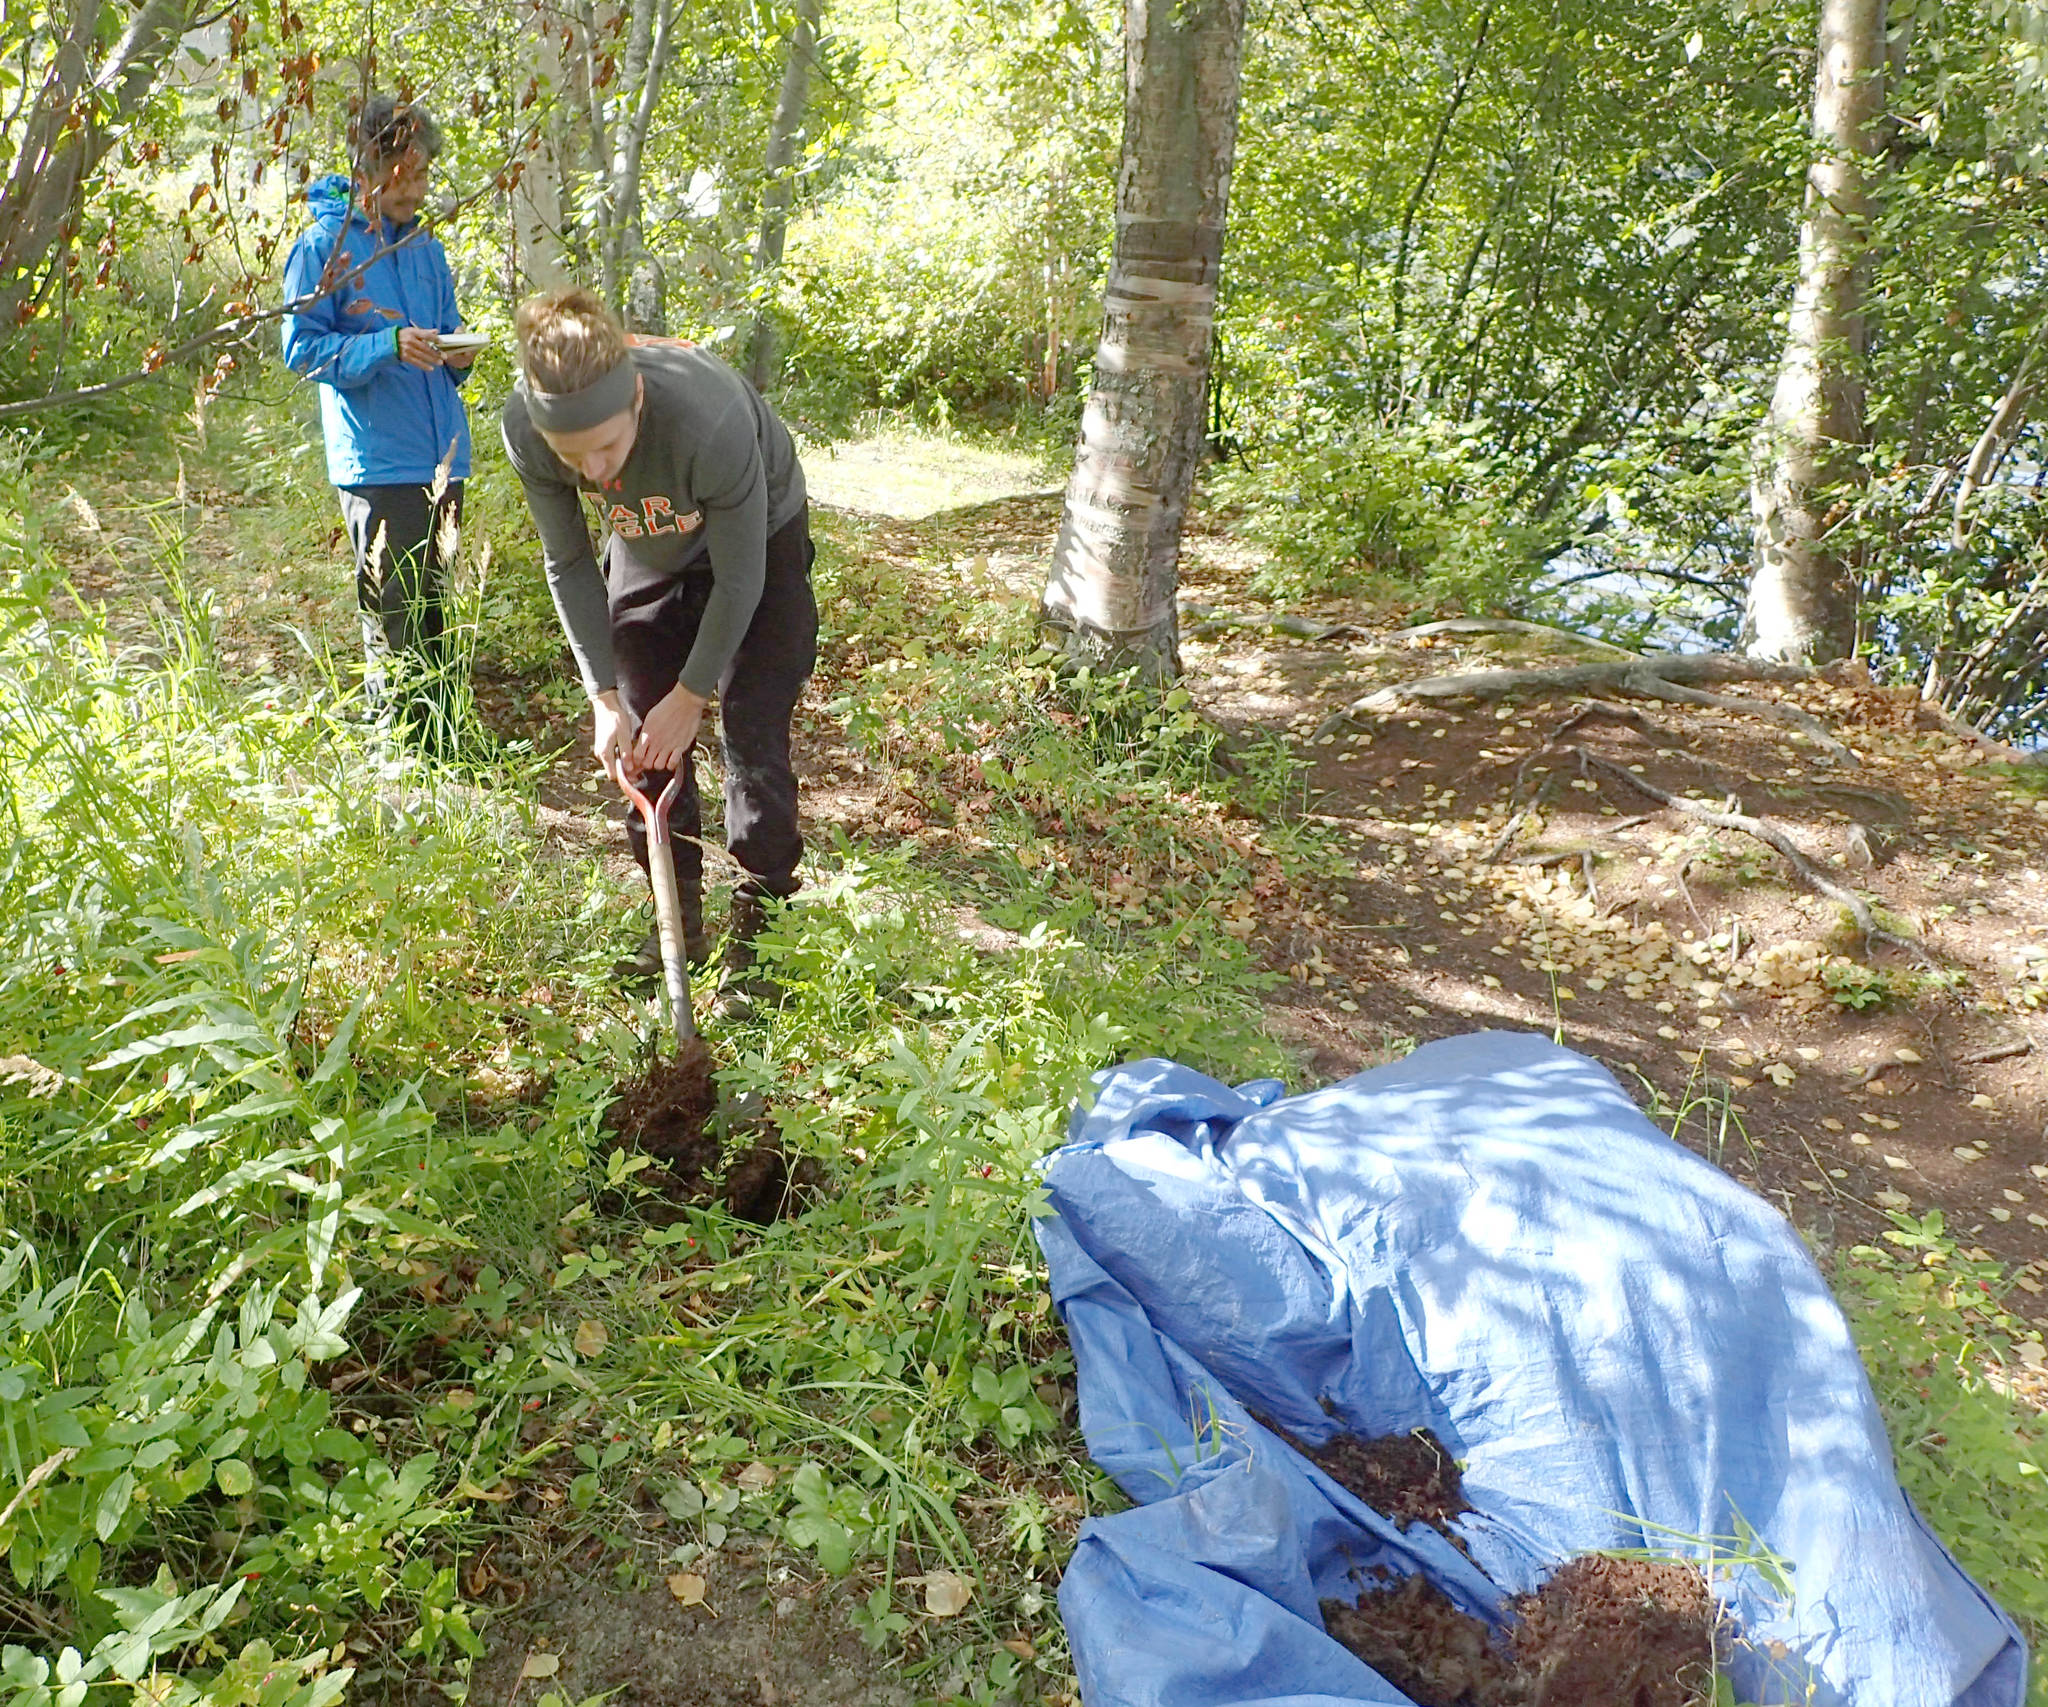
[1484, 702, 1656, 862]
[1616, 673, 1856, 765]
[1318, 655, 1854, 762]
[1180, 604, 1368, 642]
[1559, 745, 1920, 957]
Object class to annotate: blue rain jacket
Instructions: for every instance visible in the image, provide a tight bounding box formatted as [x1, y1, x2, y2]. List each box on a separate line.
[1036, 1033, 2026, 1707]
[280, 174, 472, 488]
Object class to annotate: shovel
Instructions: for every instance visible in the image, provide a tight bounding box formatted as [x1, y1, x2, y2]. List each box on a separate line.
[616, 767, 696, 1050]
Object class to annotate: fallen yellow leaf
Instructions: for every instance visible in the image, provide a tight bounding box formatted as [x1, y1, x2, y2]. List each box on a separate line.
[668, 1572, 707, 1607]
[520, 1653, 561, 1680]
[923, 1570, 973, 1617]
[573, 1319, 609, 1358]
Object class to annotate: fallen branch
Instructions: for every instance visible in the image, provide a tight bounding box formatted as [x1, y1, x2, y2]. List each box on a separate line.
[1386, 617, 1641, 658]
[1562, 746, 1917, 956]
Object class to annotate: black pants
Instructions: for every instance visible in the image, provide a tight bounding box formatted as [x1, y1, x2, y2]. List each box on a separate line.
[612, 505, 817, 902]
[336, 481, 463, 740]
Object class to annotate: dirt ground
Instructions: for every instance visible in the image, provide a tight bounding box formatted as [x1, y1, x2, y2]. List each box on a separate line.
[760, 484, 2048, 1315]
[462, 1544, 915, 1707]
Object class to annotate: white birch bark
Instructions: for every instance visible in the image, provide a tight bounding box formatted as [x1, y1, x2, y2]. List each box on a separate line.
[746, 0, 823, 392]
[1746, 0, 1887, 663]
[509, 1, 576, 292]
[1041, 0, 1247, 683]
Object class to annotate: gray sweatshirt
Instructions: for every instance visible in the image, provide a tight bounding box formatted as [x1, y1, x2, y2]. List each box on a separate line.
[501, 339, 807, 700]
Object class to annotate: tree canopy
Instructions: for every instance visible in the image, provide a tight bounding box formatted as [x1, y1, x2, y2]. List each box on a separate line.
[4, 0, 2048, 727]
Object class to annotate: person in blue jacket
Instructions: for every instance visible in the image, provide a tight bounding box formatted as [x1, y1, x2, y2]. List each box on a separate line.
[281, 95, 474, 749]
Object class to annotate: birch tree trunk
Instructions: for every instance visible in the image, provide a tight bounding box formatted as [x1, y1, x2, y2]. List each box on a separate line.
[607, 0, 674, 308]
[746, 0, 823, 392]
[509, 2, 576, 292]
[1041, 0, 1247, 683]
[0, 0, 194, 328]
[1745, 0, 1886, 663]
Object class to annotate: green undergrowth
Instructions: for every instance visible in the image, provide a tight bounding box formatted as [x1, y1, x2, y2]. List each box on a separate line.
[1838, 1213, 2048, 1702]
[0, 431, 1288, 1707]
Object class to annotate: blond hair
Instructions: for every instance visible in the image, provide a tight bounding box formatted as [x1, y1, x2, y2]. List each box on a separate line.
[515, 287, 627, 392]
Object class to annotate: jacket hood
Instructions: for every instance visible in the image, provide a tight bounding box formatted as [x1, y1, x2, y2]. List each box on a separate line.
[306, 173, 357, 230]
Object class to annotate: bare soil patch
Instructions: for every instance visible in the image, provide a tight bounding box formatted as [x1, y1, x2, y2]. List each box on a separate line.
[458, 1545, 913, 1707]
[605, 1044, 822, 1223]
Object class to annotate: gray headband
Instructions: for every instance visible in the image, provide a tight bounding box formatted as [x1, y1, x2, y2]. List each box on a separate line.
[519, 355, 637, 432]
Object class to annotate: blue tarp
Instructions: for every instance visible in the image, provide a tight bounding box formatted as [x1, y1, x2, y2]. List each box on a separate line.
[1034, 1032, 2025, 1707]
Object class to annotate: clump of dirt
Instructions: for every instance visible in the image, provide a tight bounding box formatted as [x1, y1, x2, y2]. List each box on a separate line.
[603, 1040, 823, 1224]
[1324, 1573, 1520, 1705]
[1311, 1430, 1715, 1706]
[1311, 1427, 1472, 1541]
[1322, 1558, 1714, 1707]
[1512, 1556, 1715, 1707]
[607, 1041, 721, 1177]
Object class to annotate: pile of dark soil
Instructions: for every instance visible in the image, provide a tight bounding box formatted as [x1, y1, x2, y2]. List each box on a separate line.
[1324, 1574, 1519, 1705]
[1311, 1427, 1473, 1542]
[1310, 1428, 1715, 1707]
[1322, 1557, 1713, 1707]
[1512, 1556, 1715, 1707]
[603, 1040, 821, 1224]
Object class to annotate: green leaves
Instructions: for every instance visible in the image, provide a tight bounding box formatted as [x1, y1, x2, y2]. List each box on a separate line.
[962, 1363, 1056, 1448]
[1841, 1221, 2048, 1633]
[782, 1463, 861, 1574]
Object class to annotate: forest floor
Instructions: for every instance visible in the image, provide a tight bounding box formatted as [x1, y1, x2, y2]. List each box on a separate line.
[786, 479, 2048, 1301]
[31, 417, 2048, 1705]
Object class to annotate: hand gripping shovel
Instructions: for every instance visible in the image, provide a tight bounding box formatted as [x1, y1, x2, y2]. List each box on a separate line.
[617, 768, 696, 1049]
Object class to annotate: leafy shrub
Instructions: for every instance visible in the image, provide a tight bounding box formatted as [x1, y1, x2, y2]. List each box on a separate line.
[0, 438, 600, 1700]
[1206, 415, 1542, 608]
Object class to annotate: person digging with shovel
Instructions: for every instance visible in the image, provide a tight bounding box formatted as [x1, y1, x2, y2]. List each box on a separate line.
[502, 287, 816, 1021]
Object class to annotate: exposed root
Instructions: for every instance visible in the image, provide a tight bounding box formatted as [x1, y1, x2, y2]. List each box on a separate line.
[1385, 617, 1643, 658]
[1338, 653, 1813, 722]
[1617, 672, 1857, 766]
[1560, 745, 1918, 957]
[1483, 701, 1651, 863]
[1181, 603, 1367, 642]
[1957, 1039, 2035, 1066]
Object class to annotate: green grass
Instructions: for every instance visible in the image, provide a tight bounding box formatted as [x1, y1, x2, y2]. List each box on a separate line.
[1838, 1214, 2048, 1704]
